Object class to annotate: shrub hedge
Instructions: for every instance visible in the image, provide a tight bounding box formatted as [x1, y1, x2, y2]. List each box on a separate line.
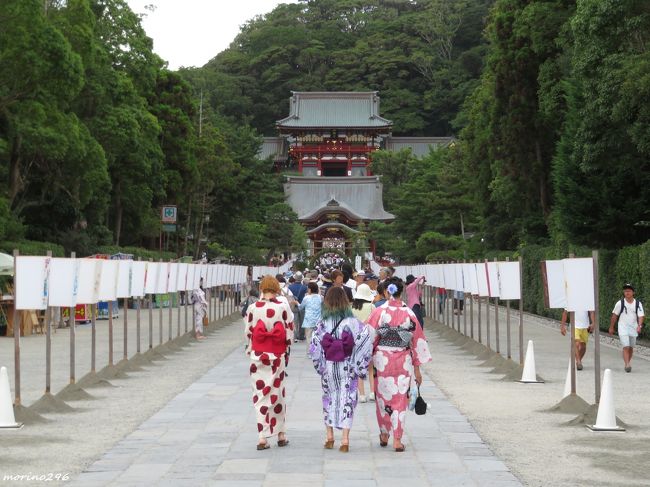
[0, 240, 66, 257]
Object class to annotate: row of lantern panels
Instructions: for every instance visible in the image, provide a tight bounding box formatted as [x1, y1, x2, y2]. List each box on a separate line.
[381, 258, 596, 311]
[13, 257, 248, 311]
[370, 261, 522, 301]
[251, 260, 294, 281]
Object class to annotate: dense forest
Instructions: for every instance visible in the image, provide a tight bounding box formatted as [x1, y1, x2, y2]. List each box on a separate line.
[1, 0, 649, 265]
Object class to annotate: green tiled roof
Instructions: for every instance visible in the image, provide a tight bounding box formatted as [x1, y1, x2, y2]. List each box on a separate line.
[277, 92, 393, 129]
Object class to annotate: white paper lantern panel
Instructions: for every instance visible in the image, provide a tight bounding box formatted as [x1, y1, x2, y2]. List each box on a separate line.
[497, 261, 521, 300]
[97, 260, 118, 302]
[464, 264, 479, 295]
[443, 264, 456, 291]
[153, 262, 168, 294]
[48, 258, 80, 307]
[131, 261, 147, 298]
[563, 258, 595, 311]
[176, 263, 188, 292]
[486, 262, 500, 298]
[76, 259, 100, 304]
[116, 260, 132, 299]
[168, 263, 179, 293]
[454, 264, 464, 292]
[144, 262, 159, 295]
[543, 260, 567, 309]
[476, 263, 490, 297]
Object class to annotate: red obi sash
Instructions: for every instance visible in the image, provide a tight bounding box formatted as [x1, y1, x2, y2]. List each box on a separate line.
[251, 320, 287, 355]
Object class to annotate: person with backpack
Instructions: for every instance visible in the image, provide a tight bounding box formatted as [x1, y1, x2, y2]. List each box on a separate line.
[241, 289, 259, 318]
[609, 283, 645, 372]
[309, 287, 372, 452]
[560, 309, 595, 370]
[288, 272, 308, 342]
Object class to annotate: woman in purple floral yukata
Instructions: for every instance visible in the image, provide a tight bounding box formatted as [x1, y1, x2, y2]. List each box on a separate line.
[309, 286, 373, 452]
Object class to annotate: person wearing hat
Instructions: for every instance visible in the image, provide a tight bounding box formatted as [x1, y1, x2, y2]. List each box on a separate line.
[289, 272, 308, 342]
[609, 283, 645, 372]
[352, 283, 376, 402]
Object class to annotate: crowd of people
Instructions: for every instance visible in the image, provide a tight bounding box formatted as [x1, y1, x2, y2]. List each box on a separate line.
[243, 264, 431, 452]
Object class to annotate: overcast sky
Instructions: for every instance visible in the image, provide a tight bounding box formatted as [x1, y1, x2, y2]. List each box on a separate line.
[126, 0, 300, 70]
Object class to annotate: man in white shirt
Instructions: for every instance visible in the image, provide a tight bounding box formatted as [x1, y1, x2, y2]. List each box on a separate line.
[609, 283, 645, 372]
[560, 309, 595, 370]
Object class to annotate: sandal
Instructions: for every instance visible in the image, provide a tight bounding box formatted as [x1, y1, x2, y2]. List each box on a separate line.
[324, 439, 335, 449]
[256, 442, 270, 450]
[394, 443, 406, 452]
[339, 444, 349, 453]
[277, 439, 290, 447]
[379, 434, 388, 447]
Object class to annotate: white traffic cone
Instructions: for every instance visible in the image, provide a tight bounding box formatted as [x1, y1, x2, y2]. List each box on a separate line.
[563, 360, 576, 398]
[588, 369, 625, 431]
[518, 340, 544, 383]
[0, 366, 22, 429]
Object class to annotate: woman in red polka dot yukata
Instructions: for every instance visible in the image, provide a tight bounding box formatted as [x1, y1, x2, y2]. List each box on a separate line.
[245, 275, 294, 450]
[366, 277, 432, 452]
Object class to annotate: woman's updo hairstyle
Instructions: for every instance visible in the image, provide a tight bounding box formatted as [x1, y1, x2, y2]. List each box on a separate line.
[386, 276, 404, 298]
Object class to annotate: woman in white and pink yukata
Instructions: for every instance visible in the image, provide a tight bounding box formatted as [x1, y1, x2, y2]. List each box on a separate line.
[366, 277, 432, 452]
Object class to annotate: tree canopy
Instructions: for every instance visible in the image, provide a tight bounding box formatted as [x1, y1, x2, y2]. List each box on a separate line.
[2, 0, 648, 264]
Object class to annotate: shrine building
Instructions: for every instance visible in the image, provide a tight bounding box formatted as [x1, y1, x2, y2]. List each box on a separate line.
[259, 91, 453, 256]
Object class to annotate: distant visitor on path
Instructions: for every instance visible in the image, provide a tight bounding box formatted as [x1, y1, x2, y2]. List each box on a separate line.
[191, 278, 208, 340]
[245, 275, 294, 450]
[352, 283, 376, 403]
[367, 277, 432, 452]
[309, 286, 372, 452]
[560, 308, 595, 370]
[609, 283, 644, 373]
[405, 274, 426, 327]
[299, 281, 322, 356]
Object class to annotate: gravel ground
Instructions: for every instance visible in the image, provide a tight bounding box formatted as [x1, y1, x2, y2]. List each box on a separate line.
[0, 312, 244, 487]
[421, 297, 650, 487]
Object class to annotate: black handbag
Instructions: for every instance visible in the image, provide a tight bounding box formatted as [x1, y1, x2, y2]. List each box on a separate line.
[414, 385, 427, 415]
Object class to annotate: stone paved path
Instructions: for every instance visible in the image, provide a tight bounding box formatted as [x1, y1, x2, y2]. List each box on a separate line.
[70, 335, 522, 487]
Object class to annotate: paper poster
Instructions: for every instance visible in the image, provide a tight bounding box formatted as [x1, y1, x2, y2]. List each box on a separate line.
[131, 261, 147, 298]
[48, 258, 79, 307]
[486, 262, 500, 298]
[116, 260, 132, 298]
[476, 263, 490, 297]
[97, 259, 118, 301]
[542, 260, 566, 309]
[563, 258, 595, 311]
[497, 261, 521, 300]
